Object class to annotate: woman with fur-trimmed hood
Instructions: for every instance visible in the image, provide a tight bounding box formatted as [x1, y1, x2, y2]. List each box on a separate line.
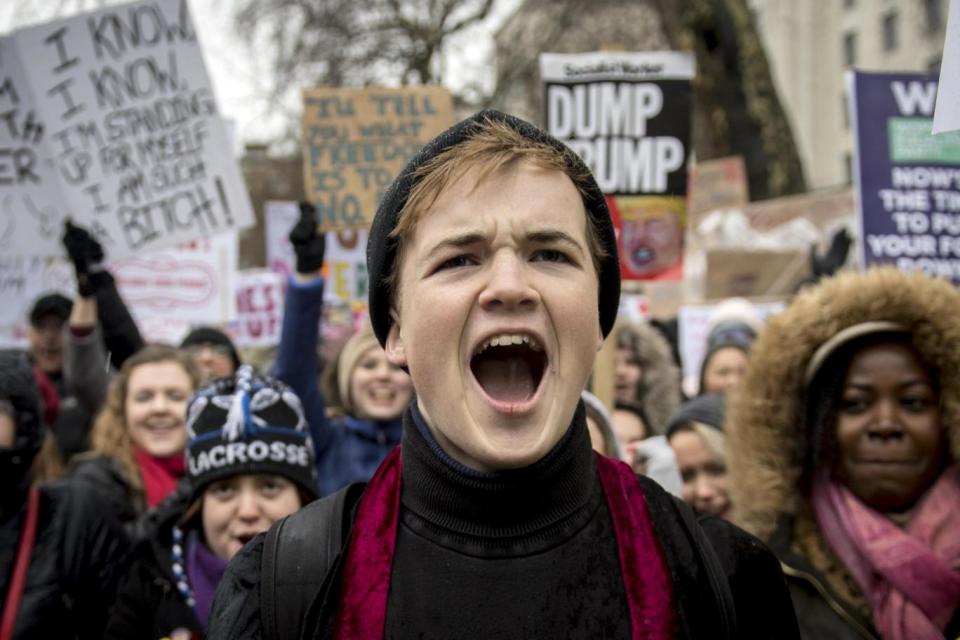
[728, 268, 960, 640]
[614, 321, 682, 435]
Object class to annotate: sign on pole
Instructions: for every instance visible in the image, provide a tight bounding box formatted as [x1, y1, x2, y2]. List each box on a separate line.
[302, 86, 454, 232]
[7, 0, 254, 258]
[850, 71, 960, 283]
[541, 51, 695, 281]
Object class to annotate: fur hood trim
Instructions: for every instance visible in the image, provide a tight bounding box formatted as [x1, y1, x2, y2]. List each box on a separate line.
[728, 267, 960, 540]
[616, 322, 681, 434]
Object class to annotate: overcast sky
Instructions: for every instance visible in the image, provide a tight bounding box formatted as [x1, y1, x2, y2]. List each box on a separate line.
[0, 0, 520, 148]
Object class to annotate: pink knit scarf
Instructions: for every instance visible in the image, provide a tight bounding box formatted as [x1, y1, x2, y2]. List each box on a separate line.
[332, 448, 677, 639]
[812, 466, 960, 639]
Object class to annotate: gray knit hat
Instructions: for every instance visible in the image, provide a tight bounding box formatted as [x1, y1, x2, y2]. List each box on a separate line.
[366, 109, 621, 347]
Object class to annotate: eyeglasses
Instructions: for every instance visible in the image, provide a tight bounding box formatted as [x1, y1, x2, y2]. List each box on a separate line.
[184, 343, 234, 358]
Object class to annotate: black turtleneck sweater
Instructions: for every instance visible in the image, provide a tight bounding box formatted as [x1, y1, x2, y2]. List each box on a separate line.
[385, 404, 631, 639]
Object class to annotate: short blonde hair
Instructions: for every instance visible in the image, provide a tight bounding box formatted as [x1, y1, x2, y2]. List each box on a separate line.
[385, 118, 607, 302]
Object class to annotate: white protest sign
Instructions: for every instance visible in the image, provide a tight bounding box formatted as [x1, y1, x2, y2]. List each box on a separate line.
[934, 0, 960, 134]
[0, 37, 70, 256]
[109, 230, 237, 325]
[0, 256, 75, 348]
[677, 301, 784, 395]
[230, 269, 285, 348]
[10, 0, 254, 258]
[265, 200, 299, 279]
[324, 228, 368, 310]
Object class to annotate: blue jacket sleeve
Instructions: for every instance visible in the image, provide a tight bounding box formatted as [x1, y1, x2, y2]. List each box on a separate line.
[273, 277, 334, 457]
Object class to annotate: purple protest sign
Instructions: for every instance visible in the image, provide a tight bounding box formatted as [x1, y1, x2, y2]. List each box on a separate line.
[851, 71, 960, 283]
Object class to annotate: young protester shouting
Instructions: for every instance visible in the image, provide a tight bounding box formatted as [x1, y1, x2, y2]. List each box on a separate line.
[209, 111, 799, 639]
[68, 345, 201, 527]
[0, 350, 129, 639]
[105, 366, 317, 639]
[728, 267, 960, 639]
[272, 204, 413, 495]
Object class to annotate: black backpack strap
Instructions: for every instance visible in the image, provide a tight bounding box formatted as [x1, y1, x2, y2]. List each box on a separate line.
[673, 498, 739, 639]
[261, 483, 363, 640]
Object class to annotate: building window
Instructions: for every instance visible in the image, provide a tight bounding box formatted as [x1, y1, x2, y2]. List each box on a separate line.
[843, 0, 855, 9]
[843, 31, 857, 66]
[924, 0, 943, 33]
[844, 153, 853, 185]
[929, 55, 943, 74]
[842, 93, 849, 130]
[882, 11, 899, 52]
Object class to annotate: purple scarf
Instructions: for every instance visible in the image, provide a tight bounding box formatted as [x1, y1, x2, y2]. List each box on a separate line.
[185, 530, 229, 632]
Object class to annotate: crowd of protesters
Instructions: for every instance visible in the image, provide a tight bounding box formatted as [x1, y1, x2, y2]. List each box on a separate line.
[1, 110, 957, 640]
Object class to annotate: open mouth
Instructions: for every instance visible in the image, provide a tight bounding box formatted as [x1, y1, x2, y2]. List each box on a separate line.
[470, 333, 547, 407]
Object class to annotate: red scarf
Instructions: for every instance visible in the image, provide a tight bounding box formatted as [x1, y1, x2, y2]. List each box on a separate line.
[813, 466, 960, 640]
[333, 448, 677, 639]
[133, 447, 186, 508]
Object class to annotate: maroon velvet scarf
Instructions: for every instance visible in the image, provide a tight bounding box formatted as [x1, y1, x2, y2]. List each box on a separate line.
[333, 448, 677, 639]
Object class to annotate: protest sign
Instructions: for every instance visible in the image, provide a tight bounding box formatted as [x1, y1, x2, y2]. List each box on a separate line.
[324, 227, 369, 310]
[302, 86, 454, 232]
[850, 71, 960, 283]
[0, 255, 75, 348]
[741, 186, 853, 233]
[933, 0, 960, 134]
[110, 230, 237, 325]
[265, 200, 300, 279]
[705, 249, 808, 299]
[687, 156, 749, 223]
[9, 0, 254, 258]
[677, 300, 784, 396]
[541, 51, 694, 281]
[231, 269, 284, 348]
[0, 37, 71, 256]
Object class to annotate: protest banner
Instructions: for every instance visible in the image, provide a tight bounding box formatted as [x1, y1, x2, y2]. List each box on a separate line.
[0, 36, 71, 256]
[230, 269, 285, 348]
[705, 249, 808, 299]
[541, 51, 694, 281]
[9, 0, 254, 258]
[302, 86, 454, 232]
[933, 0, 960, 134]
[687, 156, 749, 223]
[677, 299, 785, 396]
[850, 71, 960, 283]
[741, 186, 853, 233]
[0, 255, 76, 348]
[110, 230, 237, 325]
[264, 200, 300, 279]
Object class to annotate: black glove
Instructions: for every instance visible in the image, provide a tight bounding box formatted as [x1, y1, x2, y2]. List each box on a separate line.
[62, 219, 105, 297]
[289, 202, 326, 273]
[811, 228, 852, 278]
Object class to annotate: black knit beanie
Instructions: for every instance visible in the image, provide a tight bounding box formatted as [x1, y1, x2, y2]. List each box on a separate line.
[665, 393, 726, 438]
[180, 326, 242, 371]
[366, 109, 621, 347]
[184, 366, 318, 502]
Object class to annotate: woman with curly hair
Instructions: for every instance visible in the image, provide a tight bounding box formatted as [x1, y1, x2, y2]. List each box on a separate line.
[728, 267, 960, 639]
[68, 345, 201, 527]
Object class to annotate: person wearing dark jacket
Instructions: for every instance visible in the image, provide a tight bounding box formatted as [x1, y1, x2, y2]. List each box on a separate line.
[68, 345, 201, 528]
[105, 367, 318, 639]
[208, 111, 799, 639]
[273, 203, 413, 495]
[0, 349, 130, 639]
[728, 267, 960, 639]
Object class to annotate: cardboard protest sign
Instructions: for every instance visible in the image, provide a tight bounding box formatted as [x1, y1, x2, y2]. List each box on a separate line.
[687, 156, 749, 223]
[741, 186, 853, 233]
[9, 0, 254, 258]
[541, 51, 694, 281]
[231, 269, 285, 348]
[302, 86, 454, 232]
[0, 36, 73, 256]
[109, 230, 237, 325]
[933, 0, 960, 134]
[850, 71, 960, 283]
[677, 300, 785, 395]
[705, 249, 808, 299]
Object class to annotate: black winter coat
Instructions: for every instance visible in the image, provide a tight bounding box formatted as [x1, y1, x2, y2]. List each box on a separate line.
[105, 489, 202, 640]
[0, 481, 130, 639]
[67, 455, 144, 529]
